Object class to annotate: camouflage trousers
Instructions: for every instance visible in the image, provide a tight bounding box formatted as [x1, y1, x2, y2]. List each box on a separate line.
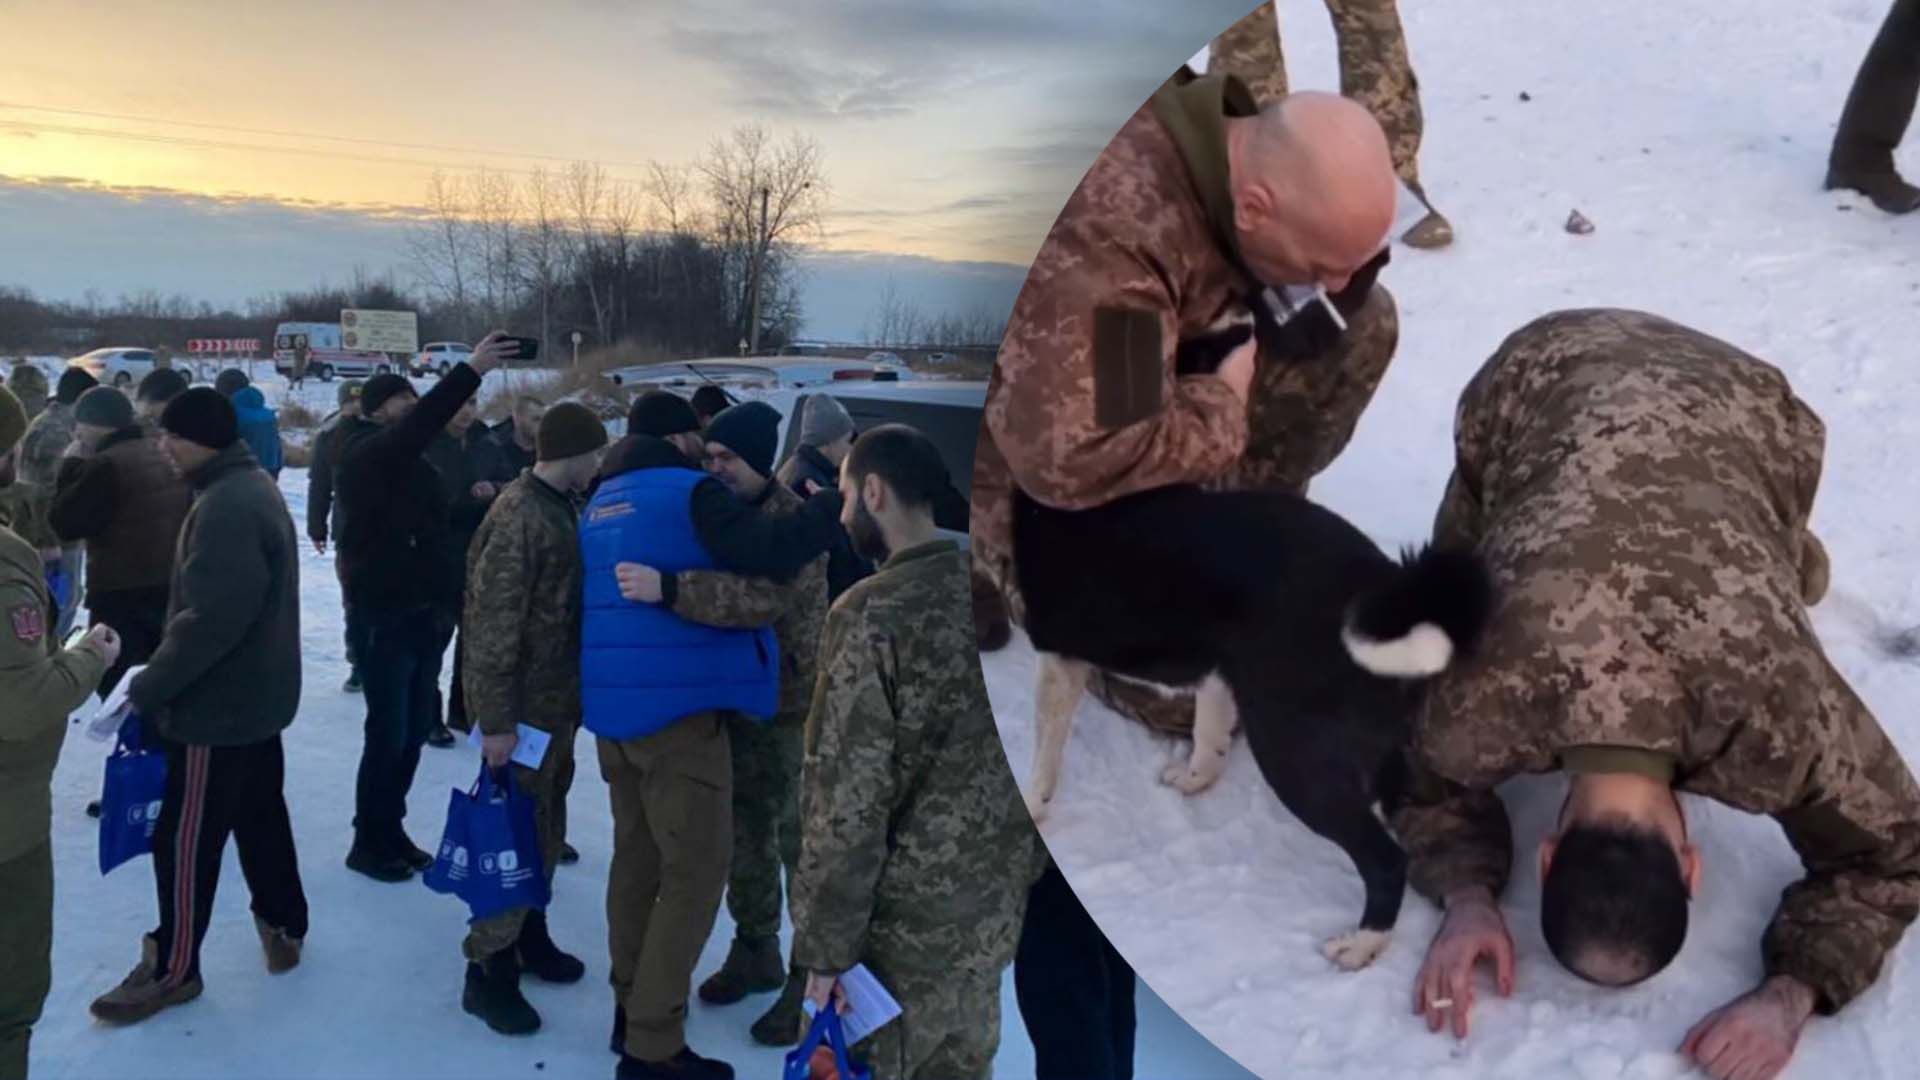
[1209, 0, 1432, 201]
[0, 843, 51, 1080]
[851, 965, 1002, 1080]
[976, 286, 1400, 736]
[724, 712, 803, 942]
[463, 722, 577, 961]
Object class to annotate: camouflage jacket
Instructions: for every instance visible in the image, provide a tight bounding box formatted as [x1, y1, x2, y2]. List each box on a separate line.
[667, 480, 828, 723]
[1395, 308, 1920, 1014]
[790, 540, 1039, 977]
[462, 472, 585, 737]
[20, 402, 75, 490]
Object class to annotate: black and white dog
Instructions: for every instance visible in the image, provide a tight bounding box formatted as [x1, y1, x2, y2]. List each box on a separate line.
[1010, 320, 1493, 970]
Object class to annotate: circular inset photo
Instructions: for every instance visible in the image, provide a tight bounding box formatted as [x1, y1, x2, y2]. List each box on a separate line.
[972, 2, 1920, 1078]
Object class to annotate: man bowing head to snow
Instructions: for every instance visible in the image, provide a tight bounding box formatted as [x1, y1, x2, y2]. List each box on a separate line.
[1395, 309, 1919, 1080]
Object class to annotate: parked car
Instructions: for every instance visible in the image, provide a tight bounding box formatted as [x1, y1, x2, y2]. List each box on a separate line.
[923, 351, 958, 366]
[68, 347, 160, 389]
[864, 350, 903, 365]
[602, 357, 915, 391]
[413, 341, 472, 376]
[272, 321, 397, 381]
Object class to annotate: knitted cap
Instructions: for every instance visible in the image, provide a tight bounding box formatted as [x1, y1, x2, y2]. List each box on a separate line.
[337, 379, 365, 408]
[159, 387, 239, 450]
[136, 367, 190, 405]
[56, 366, 98, 406]
[74, 386, 136, 431]
[359, 374, 415, 416]
[537, 401, 609, 462]
[213, 368, 251, 397]
[628, 391, 700, 438]
[703, 400, 781, 478]
[798, 393, 854, 448]
[690, 385, 731, 422]
[0, 385, 26, 458]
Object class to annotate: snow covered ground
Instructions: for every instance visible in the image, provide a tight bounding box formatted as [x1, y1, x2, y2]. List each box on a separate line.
[31, 417, 1251, 1079]
[985, 2, 1920, 1079]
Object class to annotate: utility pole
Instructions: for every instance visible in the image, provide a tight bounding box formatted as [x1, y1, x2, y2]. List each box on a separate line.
[747, 185, 770, 355]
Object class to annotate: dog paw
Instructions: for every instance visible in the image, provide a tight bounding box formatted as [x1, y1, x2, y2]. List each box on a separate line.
[1321, 930, 1390, 971]
[1159, 761, 1220, 796]
[1024, 788, 1051, 824]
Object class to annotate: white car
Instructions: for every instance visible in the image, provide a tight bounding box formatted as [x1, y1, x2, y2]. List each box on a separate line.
[68, 347, 161, 389]
[415, 341, 473, 376]
[864, 350, 903, 365]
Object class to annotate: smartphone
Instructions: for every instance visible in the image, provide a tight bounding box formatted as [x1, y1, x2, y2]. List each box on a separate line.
[502, 336, 540, 363]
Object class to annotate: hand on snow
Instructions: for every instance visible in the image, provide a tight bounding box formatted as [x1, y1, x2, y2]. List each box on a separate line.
[804, 972, 850, 1015]
[1679, 976, 1815, 1080]
[1414, 886, 1514, 1039]
[481, 731, 518, 770]
[616, 562, 663, 604]
[83, 624, 122, 668]
[466, 331, 512, 376]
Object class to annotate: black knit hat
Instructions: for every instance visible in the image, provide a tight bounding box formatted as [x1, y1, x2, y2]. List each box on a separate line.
[690, 385, 731, 422]
[537, 401, 610, 462]
[628, 391, 700, 438]
[159, 387, 239, 450]
[359, 373, 416, 416]
[136, 367, 190, 405]
[213, 368, 250, 397]
[703, 400, 781, 477]
[56, 366, 98, 406]
[74, 386, 135, 430]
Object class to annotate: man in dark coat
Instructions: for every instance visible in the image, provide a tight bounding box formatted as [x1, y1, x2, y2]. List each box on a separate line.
[424, 394, 512, 747]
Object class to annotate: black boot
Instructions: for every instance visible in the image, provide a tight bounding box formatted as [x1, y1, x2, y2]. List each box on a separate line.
[345, 836, 413, 883]
[426, 724, 457, 748]
[610, 1004, 626, 1056]
[616, 1047, 734, 1080]
[559, 841, 580, 866]
[516, 910, 586, 984]
[394, 831, 434, 872]
[1825, 167, 1920, 213]
[696, 935, 784, 1005]
[462, 953, 541, 1036]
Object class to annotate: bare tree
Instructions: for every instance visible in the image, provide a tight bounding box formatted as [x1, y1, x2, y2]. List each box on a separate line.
[518, 167, 569, 357]
[407, 171, 473, 339]
[470, 169, 521, 329]
[697, 125, 829, 349]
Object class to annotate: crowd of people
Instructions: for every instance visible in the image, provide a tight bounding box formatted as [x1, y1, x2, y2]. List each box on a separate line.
[0, 332, 1045, 1080]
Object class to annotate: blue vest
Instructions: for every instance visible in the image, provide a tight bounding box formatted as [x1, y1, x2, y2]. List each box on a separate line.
[579, 467, 780, 740]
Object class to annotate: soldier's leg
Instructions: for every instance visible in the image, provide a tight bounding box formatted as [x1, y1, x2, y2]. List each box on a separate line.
[914, 972, 1002, 1080]
[601, 737, 660, 1015]
[722, 713, 786, 942]
[625, 714, 732, 1062]
[463, 748, 564, 963]
[1208, 1, 1289, 107]
[1326, 0, 1452, 245]
[772, 719, 803, 888]
[1829, 0, 1920, 210]
[0, 842, 52, 1080]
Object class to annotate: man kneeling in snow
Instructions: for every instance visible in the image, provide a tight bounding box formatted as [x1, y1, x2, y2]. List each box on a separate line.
[1396, 309, 1918, 1080]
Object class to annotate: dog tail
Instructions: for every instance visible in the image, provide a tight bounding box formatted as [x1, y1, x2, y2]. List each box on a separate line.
[1342, 545, 1494, 679]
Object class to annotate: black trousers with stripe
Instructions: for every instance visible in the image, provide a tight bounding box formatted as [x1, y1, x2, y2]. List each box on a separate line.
[149, 734, 308, 985]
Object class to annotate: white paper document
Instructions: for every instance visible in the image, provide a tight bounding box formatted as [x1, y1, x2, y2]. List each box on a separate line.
[834, 963, 902, 1046]
[86, 664, 147, 741]
[464, 723, 551, 770]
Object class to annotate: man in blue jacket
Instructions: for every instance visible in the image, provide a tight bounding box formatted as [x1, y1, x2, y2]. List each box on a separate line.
[212, 370, 283, 480]
[580, 391, 838, 1080]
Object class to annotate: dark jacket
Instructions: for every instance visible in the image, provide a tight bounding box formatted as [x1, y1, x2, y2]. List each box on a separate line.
[306, 412, 347, 546]
[428, 424, 513, 616]
[130, 442, 301, 747]
[49, 426, 193, 595]
[492, 419, 536, 478]
[776, 444, 873, 602]
[336, 366, 480, 613]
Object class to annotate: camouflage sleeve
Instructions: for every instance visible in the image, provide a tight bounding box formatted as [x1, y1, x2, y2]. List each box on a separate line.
[987, 225, 1246, 511]
[461, 512, 531, 737]
[1431, 468, 1482, 550]
[669, 568, 789, 630]
[0, 571, 107, 739]
[1391, 749, 1515, 905]
[1761, 693, 1920, 1014]
[791, 600, 898, 975]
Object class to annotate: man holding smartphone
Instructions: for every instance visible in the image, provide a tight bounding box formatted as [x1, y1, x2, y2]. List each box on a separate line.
[0, 382, 119, 1080]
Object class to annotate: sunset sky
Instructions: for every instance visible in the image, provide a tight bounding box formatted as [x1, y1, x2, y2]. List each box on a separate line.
[0, 0, 1259, 338]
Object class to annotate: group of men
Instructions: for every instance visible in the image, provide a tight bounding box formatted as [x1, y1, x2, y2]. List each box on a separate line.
[969, 5, 1920, 1080]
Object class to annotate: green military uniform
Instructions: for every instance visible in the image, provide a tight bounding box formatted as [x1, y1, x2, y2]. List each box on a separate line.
[460, 471, 587, 959]
[791, 540, 1039, 1080]
[0, 389, 111, 1080]
[1396, 309, 1918, 1015]
[669, 480, 829, 963]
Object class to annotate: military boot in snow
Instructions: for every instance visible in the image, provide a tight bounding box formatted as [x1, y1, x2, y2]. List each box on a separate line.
[255, 916, 303, 974]
[90, 936, 203, 1025]
[462, 952, 540, 1036]
[516, 909, 586, 983]
[749, 969, 806, 1047]
[1826, 167, 1920, 214]
[696, 935, 784, 1005]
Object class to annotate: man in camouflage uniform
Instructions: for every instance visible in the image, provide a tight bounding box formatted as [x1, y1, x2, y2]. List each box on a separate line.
[797, 425, 1040, 1080]
[0, 383, 118, 1080]
[1397, 309, 1913, 1080]
[23, 368, 96, 640]
[649, 402, 830, 1046]
[971, 68, 1402, 738]
[1210, 0, 1452, 247]
[457, 402, 608, 1036]
[5, 367, 47, 421]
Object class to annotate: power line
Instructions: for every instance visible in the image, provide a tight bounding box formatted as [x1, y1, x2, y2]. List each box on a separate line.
[0, 99, 660, 172]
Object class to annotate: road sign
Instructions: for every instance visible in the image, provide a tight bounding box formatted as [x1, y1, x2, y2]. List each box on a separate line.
[340, 309, 418, 354]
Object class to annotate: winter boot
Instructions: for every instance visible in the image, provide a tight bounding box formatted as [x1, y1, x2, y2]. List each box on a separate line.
[255, 916, 303, 975]
[559, 841, 580, 865]
[616, 1047, 735, 1080]
[393, 830, 434, 872]
[516, 910, 586, 984]
[90, 936, 204, 1025]
[426, 724, 457, 749]
[696, 935, 785, 1005]
[461, 952, 541, 1036]
[1826, 167, 1920, 214]
[749, 969, 807, 1047]
[345, 836, 414, 883]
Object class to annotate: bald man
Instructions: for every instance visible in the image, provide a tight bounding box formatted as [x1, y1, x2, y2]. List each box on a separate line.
[972, 68, 1403, 738]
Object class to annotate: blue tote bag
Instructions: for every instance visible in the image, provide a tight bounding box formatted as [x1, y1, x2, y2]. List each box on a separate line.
[426, 765, 550, 921]
[98, 713, 167, 875]
[784, 1003, 873, 1080]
